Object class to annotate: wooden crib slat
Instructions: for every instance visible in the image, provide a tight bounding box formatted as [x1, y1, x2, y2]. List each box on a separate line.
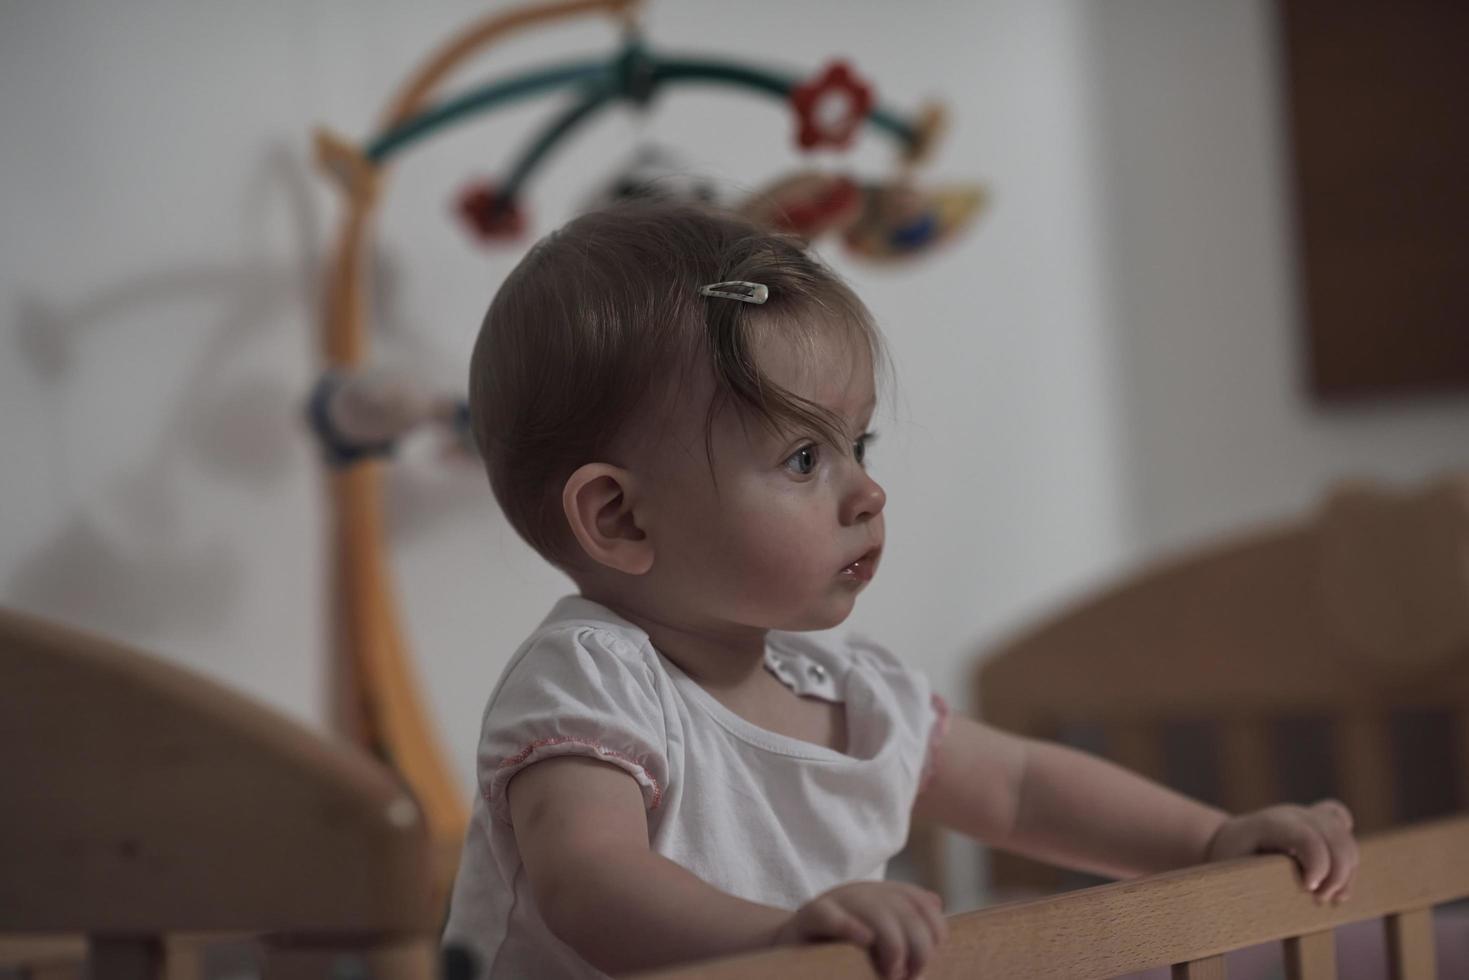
[1284, 929, 1336, 980]
[0, 936, 86, 980]
[87, 937, 163, 980]
[1171, 954, 1226, 979]
[1219, 718, 1275, 813]
[1385, 909, 1435, 980]
[1458, 709, 1469, 816]
[1108, 722, 1166, 782]
[1334, 713, 1394, 830]
[905, 823, 950, 902]
[986, 849, 1064, 898]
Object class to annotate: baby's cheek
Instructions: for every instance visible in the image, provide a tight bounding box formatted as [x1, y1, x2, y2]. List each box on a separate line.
[724, 510, 827, 582]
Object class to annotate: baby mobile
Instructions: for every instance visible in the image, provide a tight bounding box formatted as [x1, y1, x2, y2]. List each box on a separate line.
[306, 0, 986, 903]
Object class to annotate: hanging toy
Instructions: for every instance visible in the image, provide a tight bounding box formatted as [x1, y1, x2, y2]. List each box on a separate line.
[842, 180, 989, 261]
[456, 179, 528, 243]
[583, 144, 724, 211]
[788, 61, 875, 151]
[739, 171, 863, 241]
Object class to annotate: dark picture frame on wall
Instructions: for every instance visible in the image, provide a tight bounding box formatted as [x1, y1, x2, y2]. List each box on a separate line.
[1279, 0, 1469, 401]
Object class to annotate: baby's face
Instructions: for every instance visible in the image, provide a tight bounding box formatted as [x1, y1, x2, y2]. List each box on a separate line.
[632, 328, 885, 634]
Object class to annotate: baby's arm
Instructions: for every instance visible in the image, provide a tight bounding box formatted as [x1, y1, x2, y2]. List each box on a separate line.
[511, 756, 944, 978]
[916, 717, 1358, 900]
[509, 756, 782, 972]
[916, 717, 1222, 876]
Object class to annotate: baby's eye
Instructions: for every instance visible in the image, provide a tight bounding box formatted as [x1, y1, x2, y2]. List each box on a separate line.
[784, 444, 819, 476]
[854, 431, 876, 466]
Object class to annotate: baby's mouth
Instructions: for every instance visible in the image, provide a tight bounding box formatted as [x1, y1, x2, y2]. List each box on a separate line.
[839, 548, 882, 583]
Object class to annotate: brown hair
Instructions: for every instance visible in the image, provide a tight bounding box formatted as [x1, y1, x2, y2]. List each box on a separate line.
[468, 198, 884, 565]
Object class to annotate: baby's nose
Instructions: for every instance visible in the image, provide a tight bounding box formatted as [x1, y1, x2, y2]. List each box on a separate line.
[842, 472, 886, 525]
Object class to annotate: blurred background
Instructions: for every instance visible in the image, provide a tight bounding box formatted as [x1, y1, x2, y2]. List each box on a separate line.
[3, 0, 1467, 914]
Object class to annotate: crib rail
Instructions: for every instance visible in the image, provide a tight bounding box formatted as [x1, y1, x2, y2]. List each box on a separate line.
[637, 814, 1469, 980]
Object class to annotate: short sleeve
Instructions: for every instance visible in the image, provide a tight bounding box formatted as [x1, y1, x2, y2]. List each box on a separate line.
[479, 626, 668, 823]
[844, 635, 950, 790]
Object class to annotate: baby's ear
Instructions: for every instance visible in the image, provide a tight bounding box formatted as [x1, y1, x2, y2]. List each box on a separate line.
[561, 463, 653, 575]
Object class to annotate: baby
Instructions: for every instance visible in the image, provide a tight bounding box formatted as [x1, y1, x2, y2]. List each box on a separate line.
[441, 200, 1358, 980]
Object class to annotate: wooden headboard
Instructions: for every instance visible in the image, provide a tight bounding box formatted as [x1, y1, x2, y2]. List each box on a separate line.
[0, 608, 439, 977]
[975, 474, 1469, 895]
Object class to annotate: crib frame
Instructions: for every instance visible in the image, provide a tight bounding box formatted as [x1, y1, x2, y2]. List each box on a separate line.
[637, 814, 1469, 980]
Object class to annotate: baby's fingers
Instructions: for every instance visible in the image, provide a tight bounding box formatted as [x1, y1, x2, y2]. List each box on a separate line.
[903, 886, 949, 949]
[1309, 801, 1359, 903]
[1318, 798, 1355, 832]
[804, 900, 875, 946]
[1280, 812, 1333, 895]
[866, 908, 910, 980]
[888, 899, 945, 980]
[897, 904, 939, 980]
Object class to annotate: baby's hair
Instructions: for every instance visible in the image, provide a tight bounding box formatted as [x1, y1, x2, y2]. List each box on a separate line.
[469, 198, 885, 565]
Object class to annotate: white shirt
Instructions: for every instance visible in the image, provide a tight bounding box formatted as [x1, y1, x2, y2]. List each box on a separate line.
[442, 596, 945, 979]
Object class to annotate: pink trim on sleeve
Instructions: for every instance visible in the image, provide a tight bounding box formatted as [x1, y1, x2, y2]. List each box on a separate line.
[918, 693, 952, 794]
[487, 736, 664, 817]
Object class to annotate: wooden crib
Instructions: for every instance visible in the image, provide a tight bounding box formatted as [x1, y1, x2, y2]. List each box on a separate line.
[5, 473, 1465, 979]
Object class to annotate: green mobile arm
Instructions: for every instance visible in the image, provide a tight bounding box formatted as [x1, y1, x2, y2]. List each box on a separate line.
[365, 40, 920, 200]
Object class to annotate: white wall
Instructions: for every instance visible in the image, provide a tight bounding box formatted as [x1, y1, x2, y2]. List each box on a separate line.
[1078, 1, 1469, 557]
[3, 0, 1465, 906]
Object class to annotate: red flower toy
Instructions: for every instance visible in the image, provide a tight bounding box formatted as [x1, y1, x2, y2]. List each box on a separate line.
[456, 179, 527, 243]
[789, 61, 874, 151]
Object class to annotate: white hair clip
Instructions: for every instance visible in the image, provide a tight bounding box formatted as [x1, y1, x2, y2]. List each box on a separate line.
[698, 280, 769, 304]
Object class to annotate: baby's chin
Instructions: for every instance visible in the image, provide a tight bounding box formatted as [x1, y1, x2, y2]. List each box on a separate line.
[766, 593, 863, 633]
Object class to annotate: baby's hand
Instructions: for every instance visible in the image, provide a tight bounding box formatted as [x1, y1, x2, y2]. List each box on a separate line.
[1206, 799, 1359, 904]
[774, 881, 947, 980]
